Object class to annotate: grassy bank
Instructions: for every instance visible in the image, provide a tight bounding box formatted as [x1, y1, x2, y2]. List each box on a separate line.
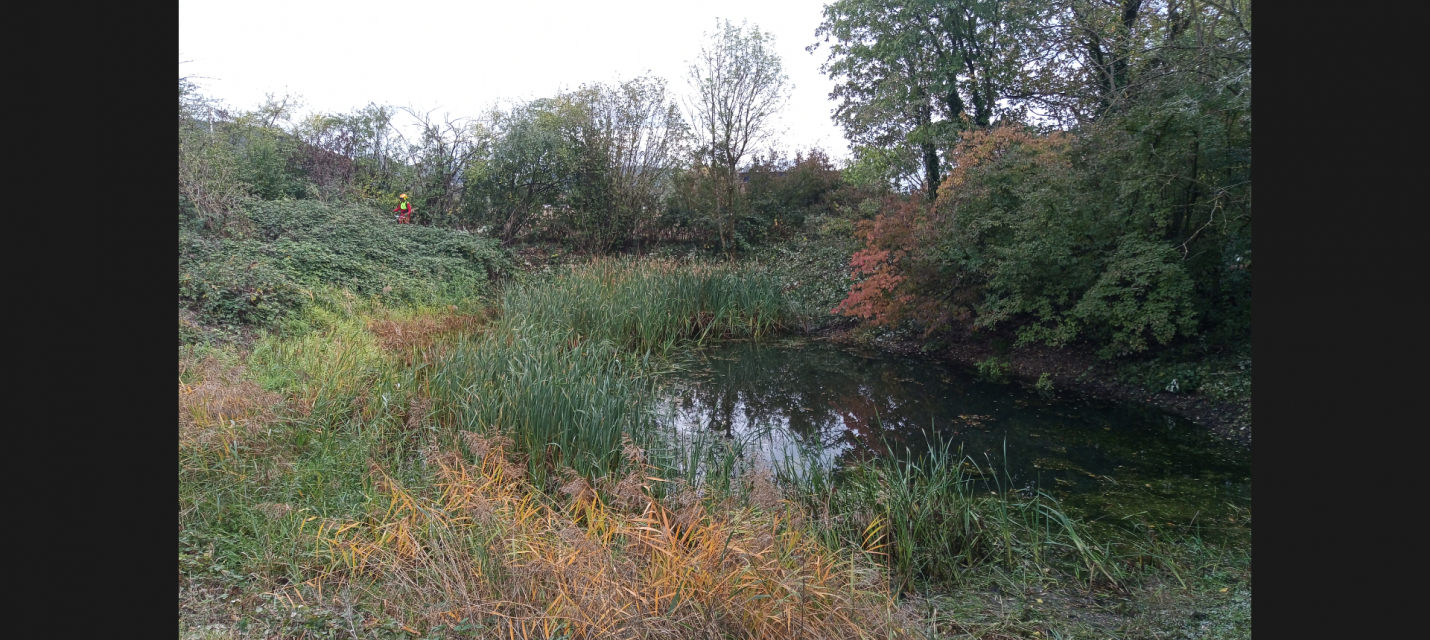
[180, 259, 1248, 639]
[779, 440, 1251, 638]
[180, 200, 510, 344]
[183, 261, 899, 639]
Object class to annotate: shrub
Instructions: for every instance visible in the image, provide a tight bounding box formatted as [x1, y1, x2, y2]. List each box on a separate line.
[662, 149, 846, 253]
[834, 124, 1229, 358]
[1035, 372, 1054, 395]
[179, 200, 510, 338]
[975, 356, 1010, 383]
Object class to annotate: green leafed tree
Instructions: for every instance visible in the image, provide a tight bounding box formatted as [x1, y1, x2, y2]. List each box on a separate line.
[562, 77, 688, 252]
[831, 0, 1251, 356]
[462, 78, 686, 250]
[292, 104, 402, 202]
[462, 99, 577, 244]
[814, 0, 1029, 198]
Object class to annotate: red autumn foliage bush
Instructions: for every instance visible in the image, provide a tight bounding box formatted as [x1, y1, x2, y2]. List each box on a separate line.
[830, 196, 914, 325]
[833, 124, 1209, 356]
[832, 127, 1068, 337]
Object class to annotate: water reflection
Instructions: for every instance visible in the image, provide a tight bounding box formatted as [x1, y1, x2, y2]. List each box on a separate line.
[659, 339, 1252, 527]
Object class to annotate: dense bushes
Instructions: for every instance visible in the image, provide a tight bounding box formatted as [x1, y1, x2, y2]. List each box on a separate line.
[835, 109, 1249, 359]
[817, 0, 1251, 361]
[179, 201, 509, 337]
[663, 149, 847, 251]
[463, 78, 687, 251]
[180, 76, 850, 255]
[178, 0, 1249, 366]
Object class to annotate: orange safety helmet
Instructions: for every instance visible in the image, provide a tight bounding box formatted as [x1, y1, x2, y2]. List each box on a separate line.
[399, 193, 409, 199]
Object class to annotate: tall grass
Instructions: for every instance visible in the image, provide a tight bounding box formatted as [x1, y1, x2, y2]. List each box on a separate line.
[429, 258, 792, 487]
[502, 257, 789, 356]
[775, 437, 1118, 592]
[180, 260, 906, 637]
[427, 325, 659, 487]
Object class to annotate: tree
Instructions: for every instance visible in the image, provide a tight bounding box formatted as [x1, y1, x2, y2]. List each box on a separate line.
[685, 19, 791, 254]
[293, 104, 401, 202]
[463, 99, 577, 245]
[997, 0, 1252, 125]
[232, 94, 310, 201]
[400, 108, 490, 226]
[564, 77, 687, 252]
[460, 80, 686, 250]
[829, 0, 1252, 355]
[814, 0, 1026, 199]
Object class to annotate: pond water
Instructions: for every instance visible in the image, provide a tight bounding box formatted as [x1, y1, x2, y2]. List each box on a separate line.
[659, 338, 1252, 534]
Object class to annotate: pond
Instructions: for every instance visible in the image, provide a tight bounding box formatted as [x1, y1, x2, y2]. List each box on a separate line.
[659, 338, 1252, 535]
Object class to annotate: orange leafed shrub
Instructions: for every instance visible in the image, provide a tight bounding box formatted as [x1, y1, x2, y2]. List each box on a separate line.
[834, 127, 1069, 336]
[832, 198, 964, 334]
[830, 197, 920, 326]
[936, 126, 1069, 198]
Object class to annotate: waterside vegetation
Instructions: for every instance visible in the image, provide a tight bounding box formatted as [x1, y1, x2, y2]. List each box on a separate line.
[181, 2, 1251, 636]
[182, 260, 1249, 639]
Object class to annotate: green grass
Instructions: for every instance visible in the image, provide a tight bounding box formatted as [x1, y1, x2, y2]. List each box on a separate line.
[426, 258, 792, 487]
[776, 438, 1114, 592]
[502, 257, 790, 353]
[180, 258, 1248, 639]
[773, 432, 1251, 638]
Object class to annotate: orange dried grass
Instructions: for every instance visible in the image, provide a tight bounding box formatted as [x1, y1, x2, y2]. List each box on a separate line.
[307, 434, 902, 639]
[179, 356, 281, 453]
[367, 311, 490, 362]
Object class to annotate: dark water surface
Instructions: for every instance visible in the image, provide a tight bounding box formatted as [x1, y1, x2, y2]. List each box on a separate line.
[660, 338, 1252, 531]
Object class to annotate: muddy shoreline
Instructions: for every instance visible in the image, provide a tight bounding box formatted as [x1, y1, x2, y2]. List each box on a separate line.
[812, 324, 1252, 447]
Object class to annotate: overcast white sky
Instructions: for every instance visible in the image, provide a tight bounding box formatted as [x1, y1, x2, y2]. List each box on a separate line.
[180, 0, 850, 161]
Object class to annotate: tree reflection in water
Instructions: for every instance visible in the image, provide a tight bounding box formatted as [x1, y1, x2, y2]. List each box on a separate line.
[659, 340, 1252, 527]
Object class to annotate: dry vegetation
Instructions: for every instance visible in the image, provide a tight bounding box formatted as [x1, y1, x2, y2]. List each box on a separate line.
[179, 355, 282, 452]
[367, 308, 498, 363]
[296, 434, 904, 639]
[180, 264, 916, 639]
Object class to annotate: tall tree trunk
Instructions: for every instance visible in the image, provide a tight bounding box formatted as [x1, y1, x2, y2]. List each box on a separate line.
[923, 140, 941, 201]
[944, 91, 965, 122]
[1083, 36, 1113, 114]
[970, 89, 990, 127]
[1112, 0, 1144, 95]
[919, 101, 940, 200]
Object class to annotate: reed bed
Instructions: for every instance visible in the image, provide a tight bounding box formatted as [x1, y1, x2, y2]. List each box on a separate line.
[784, 446, 1063, 588]
[427, 325, 660, 488]
[774, 438, 1194, 594]
[501, 258, 789, 356]
[428, 258, 792, 487]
